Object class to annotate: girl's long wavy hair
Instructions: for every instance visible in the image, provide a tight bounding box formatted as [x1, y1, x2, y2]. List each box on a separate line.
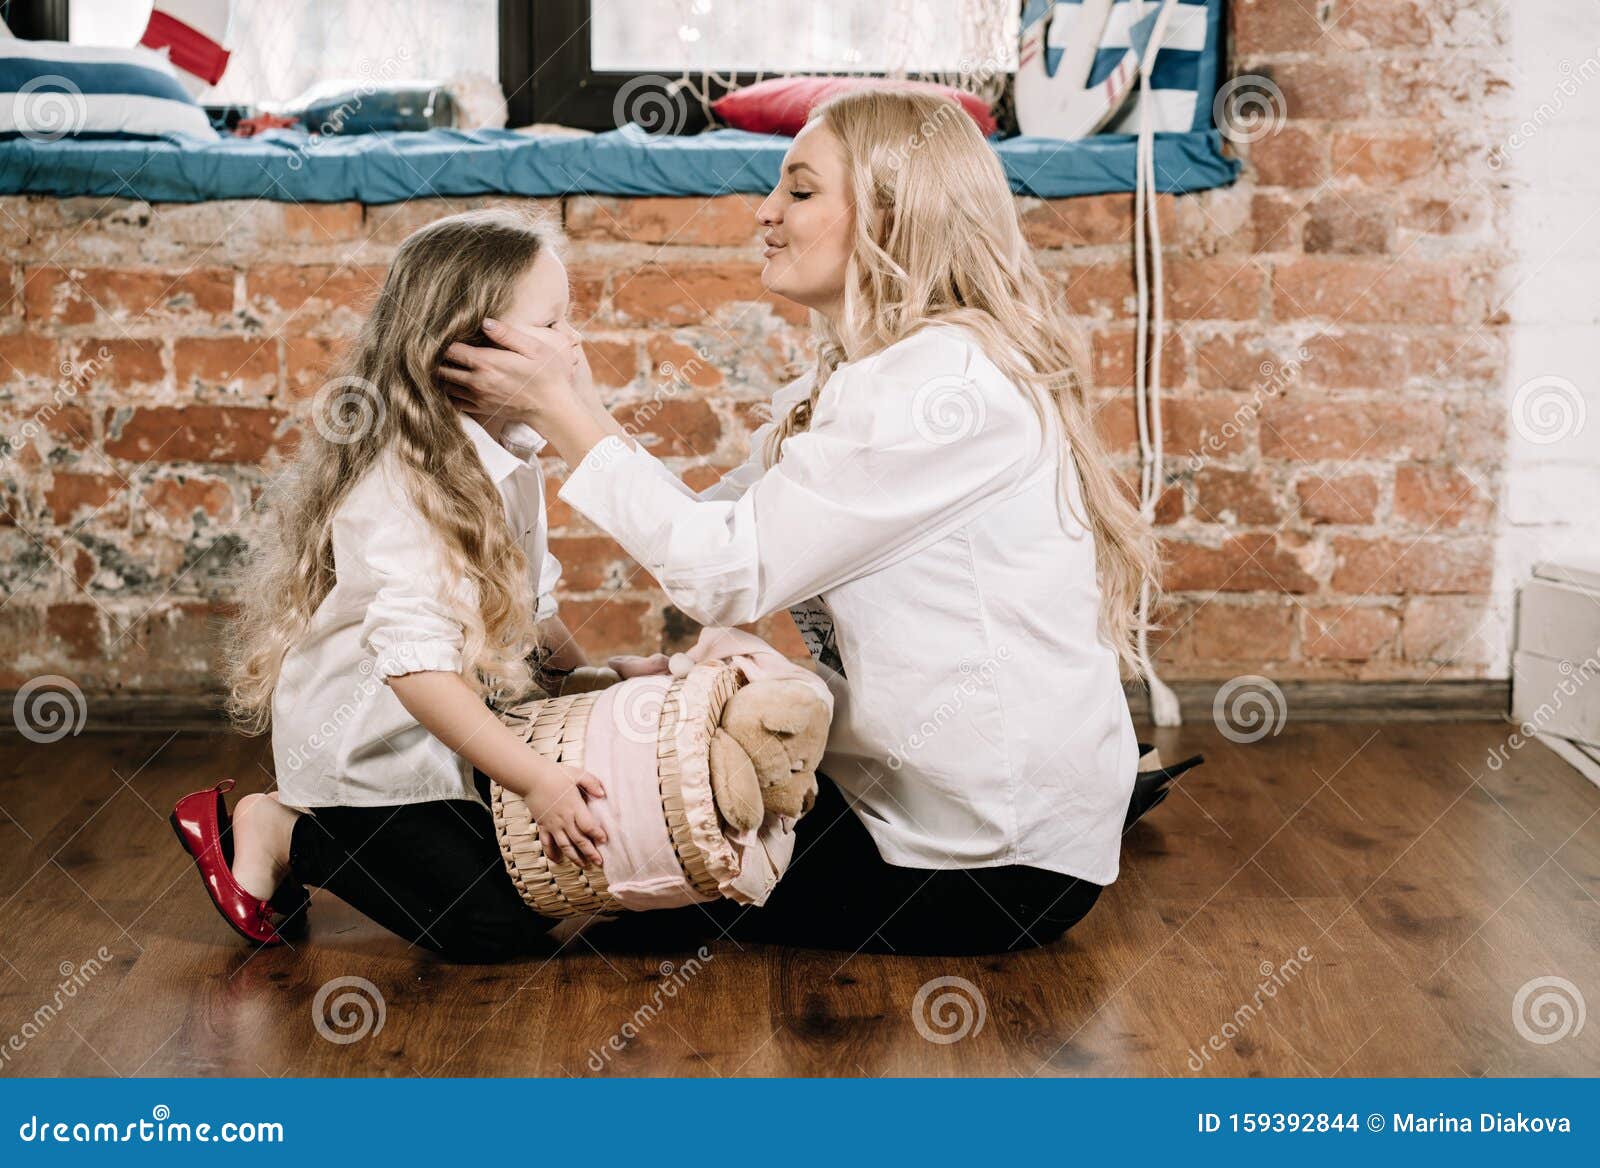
[764, 89, 1159, 677]
[225, 208, 555, 733]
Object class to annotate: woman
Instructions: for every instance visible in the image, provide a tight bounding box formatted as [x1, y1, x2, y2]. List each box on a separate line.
[441, 89, 1168, 956]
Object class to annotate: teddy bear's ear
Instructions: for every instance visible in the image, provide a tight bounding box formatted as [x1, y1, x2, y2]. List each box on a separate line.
[709, 728, 764, 833]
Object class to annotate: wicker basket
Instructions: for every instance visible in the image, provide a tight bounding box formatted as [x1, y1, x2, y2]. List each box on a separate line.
[489, 662, 744, 919]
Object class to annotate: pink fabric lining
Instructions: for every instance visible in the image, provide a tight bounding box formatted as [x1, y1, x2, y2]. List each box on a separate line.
[583, 628, 833, 910]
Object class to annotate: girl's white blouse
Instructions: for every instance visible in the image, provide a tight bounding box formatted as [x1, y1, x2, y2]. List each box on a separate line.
[558, 324, 1137, 884]
[270, 414, 561, 810]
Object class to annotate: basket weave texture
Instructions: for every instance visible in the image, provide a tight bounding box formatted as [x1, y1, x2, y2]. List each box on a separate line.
[490, 663, 743, 919]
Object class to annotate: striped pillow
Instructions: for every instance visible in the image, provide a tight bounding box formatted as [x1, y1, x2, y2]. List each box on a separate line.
[0, 39, 218, 140]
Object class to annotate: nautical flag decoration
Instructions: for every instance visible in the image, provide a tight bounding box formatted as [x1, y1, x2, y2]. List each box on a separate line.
[1015, 0, 1223, 140]
[139, 0, 233, 95]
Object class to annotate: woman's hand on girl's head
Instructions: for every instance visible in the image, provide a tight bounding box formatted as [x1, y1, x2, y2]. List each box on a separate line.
[438, 318, 580, 427]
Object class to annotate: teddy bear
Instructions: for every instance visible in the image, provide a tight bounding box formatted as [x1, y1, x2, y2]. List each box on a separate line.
[706, 679, 830, 832]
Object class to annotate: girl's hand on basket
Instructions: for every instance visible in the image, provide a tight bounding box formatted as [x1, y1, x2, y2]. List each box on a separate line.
[529, 764, 608, 868]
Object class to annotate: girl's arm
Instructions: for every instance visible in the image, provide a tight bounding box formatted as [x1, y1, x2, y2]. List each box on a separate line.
[537, 614, 587, 673]
[387, 669, 608, 867]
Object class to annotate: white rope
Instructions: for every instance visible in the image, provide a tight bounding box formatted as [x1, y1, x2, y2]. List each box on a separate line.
[1132, 0, 1182, 726]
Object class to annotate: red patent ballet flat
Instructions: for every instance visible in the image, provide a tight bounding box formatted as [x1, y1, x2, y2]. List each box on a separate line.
[170, 780, 303, 946]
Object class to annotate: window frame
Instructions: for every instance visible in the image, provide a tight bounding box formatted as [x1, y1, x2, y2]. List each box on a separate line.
[498, 0, 970, 133]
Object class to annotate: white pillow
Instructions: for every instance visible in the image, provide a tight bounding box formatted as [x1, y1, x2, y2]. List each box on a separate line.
[0, 39, 218, 140]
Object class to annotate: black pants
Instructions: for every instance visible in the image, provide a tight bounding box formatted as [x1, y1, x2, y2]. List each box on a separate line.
[593, 773, 1104, 957]
[287, 771, 559, 963]
[289, 771, 1102, 962]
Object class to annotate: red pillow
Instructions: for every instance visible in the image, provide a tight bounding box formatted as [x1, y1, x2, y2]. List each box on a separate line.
[712, 76, 997, 138]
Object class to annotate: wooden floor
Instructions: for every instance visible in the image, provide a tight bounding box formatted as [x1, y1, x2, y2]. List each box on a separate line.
[0, 719, 1596, 1077]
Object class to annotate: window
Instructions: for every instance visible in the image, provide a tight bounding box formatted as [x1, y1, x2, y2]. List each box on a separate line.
[59, 0, 498, 107]
[502, 0, 1016, 131]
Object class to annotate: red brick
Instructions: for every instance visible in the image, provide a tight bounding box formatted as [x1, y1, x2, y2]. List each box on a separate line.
[1401, 596, 1493, 666]
[1272, 259, 1463, 324]
[1192, 331, 1306, 391]
[1294, 473, 1379, 524]
[283, 336, 346, 398]
[613, 399, 721, 458]
[1233, 0, 1330, 53]
[556, 597, 652, 656]
[547, 534, 639, 591]
[1248, 125, 1328, 188]
[1331, 536, 1492, 594]
[1251, 192, 1302, 252]
[565, 265, 606, 326]
[610, 262, 769, 326]
[1061, 263, 1135, 317]
[46, 603, 104, 660]
[140, 475, 235, 529]
[174, 337, 279, 395]
[1185, 601, 1296, 662]
[37, 402, 96, 450]
[1338, 1, 1433, 49]
[44, 471, 127, 524]
[1020, 194, 1134, 248]
[104, 405, 287, 463]
[1304, 196, 1392, 255]
[75, 338, 164, 389]
[583, 338, 640, 389]
[23, 266, 233, 325]
[1164, 259, 1266, 321]
[1193, 467, 1281, 524]
[1330, 132, 1438, 184]
[1098, 394, 1253, 461]
[1392, 464, 1492, 529]
[1162, 533, 1317, 593]
[1297, 331, 1411, 389]
[645, 336, 722, 388]
[245, 264, 383, 322]
[1261, 398, 1444, 459]
[1273, 61, 1372, 121]
[566, 195, 762, 246]
[279, 202, 364, 242]
[1302, 605, 1399, 660]
[1091, 327, 1186, 388]
[0, 331, 59, 379]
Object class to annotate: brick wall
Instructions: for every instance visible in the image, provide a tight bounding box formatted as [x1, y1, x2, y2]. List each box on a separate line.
[0, 0, 1513, 696]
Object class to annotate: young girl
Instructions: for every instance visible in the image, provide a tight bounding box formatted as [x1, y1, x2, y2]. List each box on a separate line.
[170, 208, 609, 962]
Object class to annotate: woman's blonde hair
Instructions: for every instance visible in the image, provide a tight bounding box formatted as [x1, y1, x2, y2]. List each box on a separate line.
[224, 207, 554, 733]
[765, 88, 1159, 677]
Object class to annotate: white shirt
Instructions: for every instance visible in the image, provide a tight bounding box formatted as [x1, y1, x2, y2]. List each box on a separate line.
[271, 414, 562, 810]
[558, 324, 1137, 884]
